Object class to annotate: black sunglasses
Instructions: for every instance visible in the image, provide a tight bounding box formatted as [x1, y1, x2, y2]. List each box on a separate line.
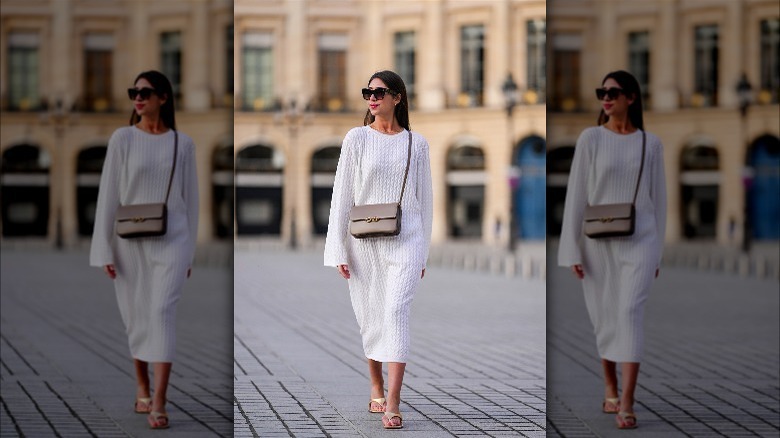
[595, 87, 626, 100]
[127, 87, 158, 101]
[362, 87, 396, 100]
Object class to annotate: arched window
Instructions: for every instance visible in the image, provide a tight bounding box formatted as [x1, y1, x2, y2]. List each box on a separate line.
[76, 146, 107, 235]
[212, 144, 234, 238]
[235, 144, 283, 235]
[447, 144, 485, 238]
[546, 146, 575, 236]
[1, 144, 51, 236]
[311, 146, 341, 235]
[680, 144, 720, 239]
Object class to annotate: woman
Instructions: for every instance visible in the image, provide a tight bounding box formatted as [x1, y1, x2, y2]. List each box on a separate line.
[90, 70, 198, 429]
[558, 70, 666, 430]
[324, 70, 433, 430]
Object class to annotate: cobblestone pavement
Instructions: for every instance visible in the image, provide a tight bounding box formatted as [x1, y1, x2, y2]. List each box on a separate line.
[1, 248, 233, 437]
[547, 248, 780, 438]
[234, 249, 546, 437]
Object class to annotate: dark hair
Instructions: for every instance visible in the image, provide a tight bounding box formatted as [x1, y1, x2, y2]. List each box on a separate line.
[597, 70, 644, 131]
[128, 70, 176, 130]
[363, 70, 411, 130]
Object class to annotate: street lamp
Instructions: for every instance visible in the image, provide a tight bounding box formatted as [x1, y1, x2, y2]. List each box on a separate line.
[277, 97, 307, 249]
[39, 97, 76, 250]
[502, 73, 518, 251]
[736, 73, 753, 253]
[501, 73, 518, 117]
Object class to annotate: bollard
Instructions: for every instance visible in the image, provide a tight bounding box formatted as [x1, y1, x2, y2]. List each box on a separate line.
[755, 256, 766, 279]
[505, 254, 516, 278]
[464, 254, 476, 271]
[738, 255, 750, 277]
[490, 255, 502, 275]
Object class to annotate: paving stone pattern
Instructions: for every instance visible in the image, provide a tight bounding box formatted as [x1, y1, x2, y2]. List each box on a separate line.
[234, 249, 546, 437]
[547, 248, 780, 438]
[1, 249, 233, 437]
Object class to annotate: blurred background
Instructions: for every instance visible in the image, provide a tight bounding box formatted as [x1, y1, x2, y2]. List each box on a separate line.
[233, 0, 547, 264]
[546, 0, 779, 269]
[0, 0, 234, 251]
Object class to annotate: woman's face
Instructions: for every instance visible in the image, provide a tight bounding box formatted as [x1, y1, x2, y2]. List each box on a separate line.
[599, 77, 634, 119]
[131, 77, 166, 120]
[366, 78, 400, 120]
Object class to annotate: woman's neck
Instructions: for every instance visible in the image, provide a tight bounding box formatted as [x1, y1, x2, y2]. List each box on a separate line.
[371, 115, 400, 134]
[136, 117, 169, 134]
[604, 116, 636, 134]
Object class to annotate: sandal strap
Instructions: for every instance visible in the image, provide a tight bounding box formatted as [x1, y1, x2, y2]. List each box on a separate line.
[384, 412, 402, 419]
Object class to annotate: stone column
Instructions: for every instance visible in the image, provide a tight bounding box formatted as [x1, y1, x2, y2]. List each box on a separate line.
[184, 0, 210, 111]
[419, 0, 445, 110]
[653, 0, 678, 111]
[485, 0, 510, 109]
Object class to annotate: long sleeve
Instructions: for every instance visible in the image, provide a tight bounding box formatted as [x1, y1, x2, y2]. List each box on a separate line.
[89, 130, 123, 267]
[324, 129, 359, 266]
[557, 130, 593, 267]
[182, 138, 199, 263]
[651, 138, 667, 267]
[417, 137, 433, 269]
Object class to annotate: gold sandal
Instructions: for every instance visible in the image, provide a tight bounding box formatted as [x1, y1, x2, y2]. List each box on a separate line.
[148, 411, 169, 429]
[602, 397, 620, 414]
[382, 412, 403, 429]
[616, 411, 637, 429]
[134, 397, 152, 414]
[368, 397, 386, 413]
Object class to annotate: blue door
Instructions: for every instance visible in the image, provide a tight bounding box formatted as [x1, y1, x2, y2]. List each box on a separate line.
[514, 136, 546, 239]
[749, 135, 780, 239]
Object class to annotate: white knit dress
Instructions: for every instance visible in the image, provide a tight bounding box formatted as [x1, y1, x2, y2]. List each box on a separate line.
[558, 126, 666, 362]
[324, 126, 433, 363]
[90, 126, 199, 363]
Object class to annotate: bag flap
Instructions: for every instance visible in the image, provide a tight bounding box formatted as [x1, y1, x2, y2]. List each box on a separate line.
[584, 203, 633, 221]
[116, 203, 166, 221]
[349, 203, 399, 222]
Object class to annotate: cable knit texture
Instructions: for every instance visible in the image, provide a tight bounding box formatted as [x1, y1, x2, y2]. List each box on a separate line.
[90, 126, 199, 362]
[558, 126, 666, 362]
[324, 126, 433, 363]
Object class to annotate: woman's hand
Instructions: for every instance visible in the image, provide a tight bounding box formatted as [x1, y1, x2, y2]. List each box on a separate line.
[338, 264, 351, 280]
[421, 268, 426, 279]
[571, 264, 584, 279]
[103, 264, 117, 279]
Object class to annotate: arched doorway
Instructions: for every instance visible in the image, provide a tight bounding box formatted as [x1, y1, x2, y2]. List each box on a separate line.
[747, 135, 780, 239]
[680, 144, 720, 239]
[546, 146, 575, 236]
[235, 144, 283, 235]
[76, 146, 106, 236]
[514, 136, 546, 239]
[447, 144, 485, 238]
[1, 144, 50, 236]
[212, 144, 234, 238]
[311, 146, 341, 235]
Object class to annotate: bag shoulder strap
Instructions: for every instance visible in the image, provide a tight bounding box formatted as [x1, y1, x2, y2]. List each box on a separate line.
[397, 130, 413, 204]
[163, 130, 178, 205]
[631, 130, 646, 205]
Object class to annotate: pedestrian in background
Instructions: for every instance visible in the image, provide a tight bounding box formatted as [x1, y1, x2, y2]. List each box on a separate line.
[558, 70, 667, 430]
[324, 70, 433, 430]
[90, 70, 199, 430]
